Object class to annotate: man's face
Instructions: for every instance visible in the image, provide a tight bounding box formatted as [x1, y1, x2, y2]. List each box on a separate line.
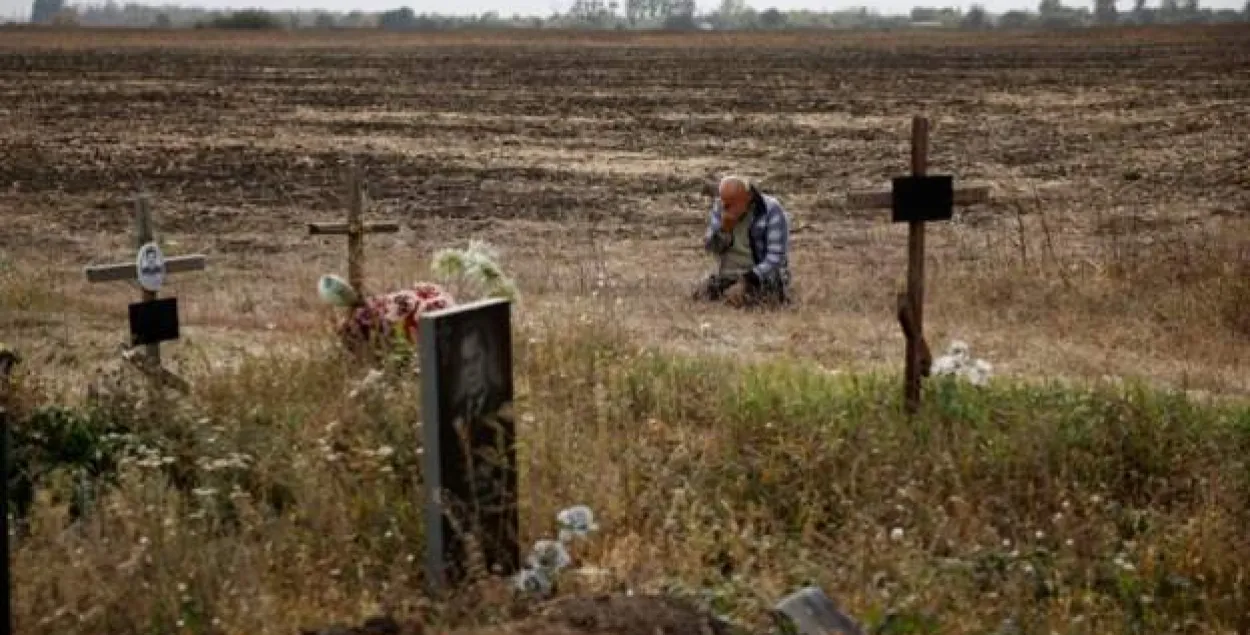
[719, 183, 750, 222]
[459, 330, 486, 398]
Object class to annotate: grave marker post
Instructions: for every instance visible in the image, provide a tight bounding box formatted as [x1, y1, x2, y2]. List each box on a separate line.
[307, 167, 400, 299]
[847, 116, 990, 414]
[418, 297, 519, 594]
[83, 192, 207, 394]
[0, 345, 16, 635]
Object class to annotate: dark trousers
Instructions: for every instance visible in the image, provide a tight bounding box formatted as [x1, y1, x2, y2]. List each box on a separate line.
[693, 272, 791, 307]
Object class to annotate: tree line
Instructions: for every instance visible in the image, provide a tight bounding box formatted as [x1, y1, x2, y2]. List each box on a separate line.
[21, 0, 1250, 30]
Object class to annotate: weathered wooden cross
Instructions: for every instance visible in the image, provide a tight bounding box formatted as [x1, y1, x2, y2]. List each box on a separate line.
[83, 192, 207, 393]
[307, 167, 400, 299]
[847, 115, 990, 414]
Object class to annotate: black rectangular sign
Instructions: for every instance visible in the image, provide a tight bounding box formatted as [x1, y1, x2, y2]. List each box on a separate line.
[128, 297, 180, 346]
[891, 175, 955, 223]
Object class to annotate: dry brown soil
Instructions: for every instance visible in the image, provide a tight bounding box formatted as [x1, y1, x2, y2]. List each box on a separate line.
[300, 593, 739, 635]
[1, 24, 1249, 395]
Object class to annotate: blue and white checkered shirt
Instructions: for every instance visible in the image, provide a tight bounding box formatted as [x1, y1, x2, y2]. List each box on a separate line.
[704, 188, 792, 287]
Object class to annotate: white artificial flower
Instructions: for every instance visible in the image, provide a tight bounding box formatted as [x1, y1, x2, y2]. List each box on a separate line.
[512, 567, 554, 597]
[527, 539, 571, 573]
[932, 339, 993, 386]
[557, 505, 599, 541]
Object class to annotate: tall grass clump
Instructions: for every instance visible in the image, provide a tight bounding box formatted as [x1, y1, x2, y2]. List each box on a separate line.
[6, 313, 1250, 634]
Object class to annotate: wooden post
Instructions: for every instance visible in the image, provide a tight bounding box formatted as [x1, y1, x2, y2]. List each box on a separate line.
[846, 116, 991, 414]
[83, 191, 206, 394]
[904, 116, 928, 414]
[308, 167, 400, 299]
[0, 402, 9, 635]
[135, 197, 161, 375]
[0, 345, 17, 635]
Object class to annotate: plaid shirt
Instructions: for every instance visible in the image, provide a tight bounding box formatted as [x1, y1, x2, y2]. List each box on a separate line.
[704, 187, 791, 286]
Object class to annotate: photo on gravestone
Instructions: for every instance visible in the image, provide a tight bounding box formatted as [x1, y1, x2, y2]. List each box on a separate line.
[420, 298, 519, 589]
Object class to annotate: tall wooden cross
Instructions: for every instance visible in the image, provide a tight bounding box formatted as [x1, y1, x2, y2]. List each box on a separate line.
[83, 192, 207, 392]
[307, 168, 400, 299]
[847, 115, 990, 414]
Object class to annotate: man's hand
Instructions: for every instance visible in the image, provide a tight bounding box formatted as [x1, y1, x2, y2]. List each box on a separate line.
[724, 279, 747, 307]
[720, 206, 746, 232]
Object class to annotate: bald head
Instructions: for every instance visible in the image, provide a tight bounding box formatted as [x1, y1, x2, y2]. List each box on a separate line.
[719, 175, 748, 200]
[718, 175, 751, 222]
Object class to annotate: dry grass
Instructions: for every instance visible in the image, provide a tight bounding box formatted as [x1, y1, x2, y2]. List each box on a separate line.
[4, 222, 1250, 633]
[5, 313, 1250, 634]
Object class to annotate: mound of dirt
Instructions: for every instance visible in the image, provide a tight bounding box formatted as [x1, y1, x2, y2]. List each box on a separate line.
[300, 593, 747, 635]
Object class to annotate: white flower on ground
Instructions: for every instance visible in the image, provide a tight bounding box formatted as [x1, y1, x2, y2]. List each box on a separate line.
[527, 539, 572, 572]
[512, 566, 554, 597]
[512, 505, 600, 601]
[932, 340, 993, 386]
[557, 505, 598, 541]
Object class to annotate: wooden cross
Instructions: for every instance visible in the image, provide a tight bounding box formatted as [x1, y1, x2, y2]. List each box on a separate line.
[307, 168, 400, 299]
[847, 116, 990, 414]
[83, 192, 206, 393]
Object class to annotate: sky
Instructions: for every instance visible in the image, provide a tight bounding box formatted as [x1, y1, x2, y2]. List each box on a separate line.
[2, 0, 1243, 23]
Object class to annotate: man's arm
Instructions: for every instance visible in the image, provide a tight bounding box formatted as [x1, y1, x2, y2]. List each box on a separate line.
[704, 199, 733, 254]
[744, 199, 790, 287]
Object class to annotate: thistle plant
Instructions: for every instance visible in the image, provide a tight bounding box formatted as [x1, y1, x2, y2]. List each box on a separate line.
[430, 239, 520, 303]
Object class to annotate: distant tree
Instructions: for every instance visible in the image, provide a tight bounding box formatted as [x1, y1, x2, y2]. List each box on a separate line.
[961, 3, 988, 27]
[718, 0, 745, 16]
[662, 0, 696, 28]
[314, 12, 335, 28]
[909, 6, 959, 22]
[30, 0, 64, 24]
[998, 9, 1032, 27]
[154, 12, 171, 27]
[623, 0, 640, 23]
[1094, 0, 1118, 23]
[211, 9, 280, 28]
[378, 6, 415, 29]
[759, 6, 785, 26]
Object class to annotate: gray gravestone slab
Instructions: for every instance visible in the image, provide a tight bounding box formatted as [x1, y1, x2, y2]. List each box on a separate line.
[418, 297, 520, 592]
[774, 586, 866, 635]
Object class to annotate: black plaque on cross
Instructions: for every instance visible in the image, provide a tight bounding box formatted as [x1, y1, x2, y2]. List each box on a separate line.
[128, 297, 180, 346]
[891, 175, 954, 224]
[418, 297, 519, 592]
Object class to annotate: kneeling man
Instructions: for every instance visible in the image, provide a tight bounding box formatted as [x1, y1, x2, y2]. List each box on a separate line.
[694, 176, 792, 308]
